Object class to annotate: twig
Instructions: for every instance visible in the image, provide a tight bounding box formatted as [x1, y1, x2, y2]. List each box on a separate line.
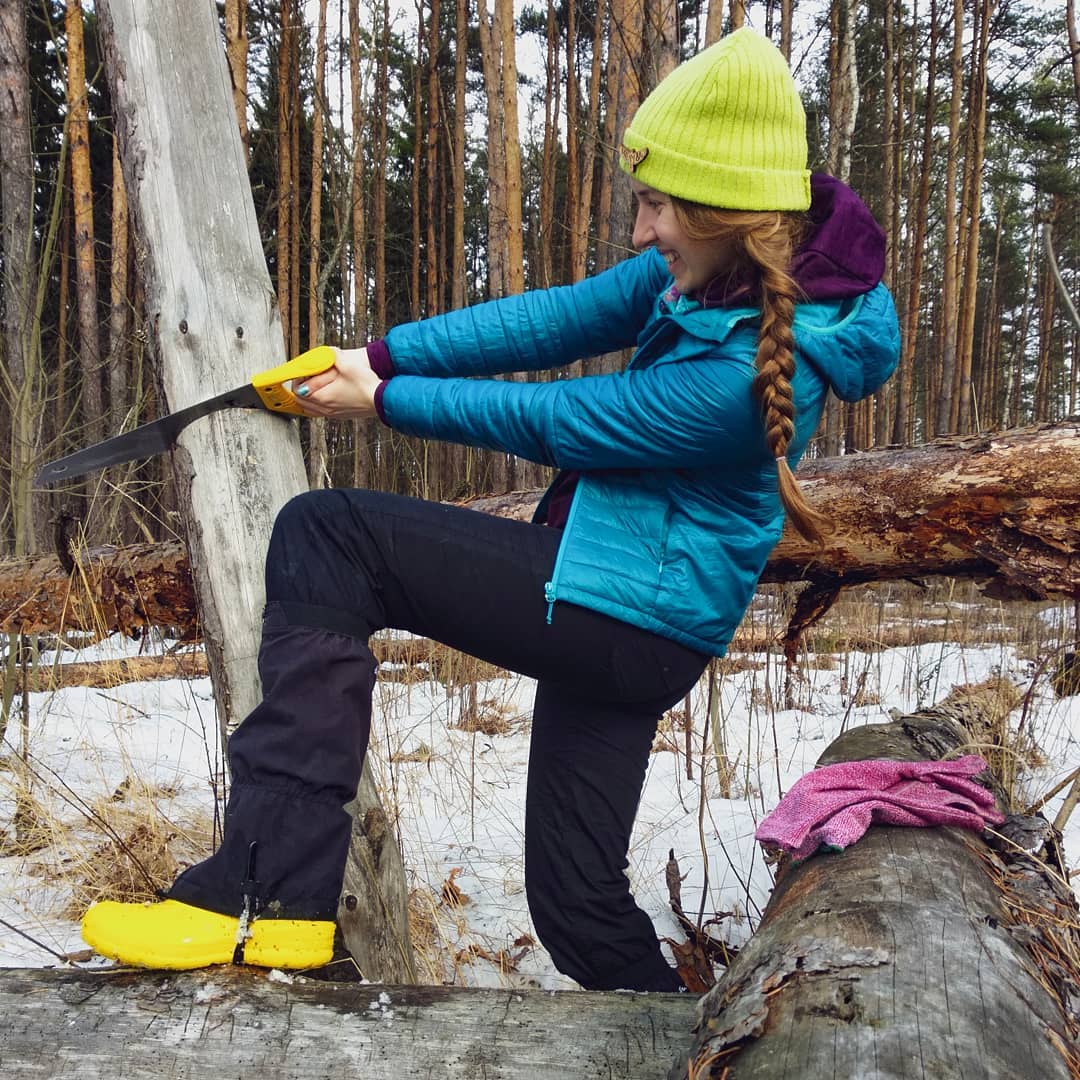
[1027, 766, 1080, 817]
[0, 915, 72, 964]
[1052, 769, 1080, 835]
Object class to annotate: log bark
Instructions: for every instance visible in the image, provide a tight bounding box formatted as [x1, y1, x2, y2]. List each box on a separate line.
[0, 968, 693, 1079]
[5, 421, 1078, 638]
[94, 0, 412, 983]
[676, 687, 1079, 1079]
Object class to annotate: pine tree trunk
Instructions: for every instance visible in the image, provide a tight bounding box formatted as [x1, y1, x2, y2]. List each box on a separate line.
[893, 0, 938, 445]
[276, 0, 293, 353]
[538, 0, 559, 288]
[498, 0, 525, 295]
[107, 135, 130, 440]
[0, 0, 39, 556]
[451, 0, 467, 309]
[936, 0, 964, 434]
[66, 0, 104, 450]
[572, 0, 606, 284]
[954, 0, 993, 433]
[307, 0, 329, 491]
[373, 0, 389, 333]
[705, 0, 724, 46]
[224, 0, 249, 161]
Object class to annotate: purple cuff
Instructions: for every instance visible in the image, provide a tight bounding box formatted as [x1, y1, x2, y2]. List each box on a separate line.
[366, 339, 394, 379]
[373, 379, 390, 426]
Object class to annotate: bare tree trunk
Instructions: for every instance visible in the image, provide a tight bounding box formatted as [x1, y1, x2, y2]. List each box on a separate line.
[224, 0, 250, 162]
[1069, 0, 1080, 112]
[451, 0, 467, 309]
[538, 0, 559, 288]
[954, 0, 993, 433]
[592, 0, 641, 373]
[573, 0, 606, 284]
[373, 0, 389, 333]
[287, 2, 301, 361]
[307, 0, 329, 490]
[498, 0, 524, 295]
[426, 0, 442, 316]
[894, 0, 937, 445]
[705, 0, 724, 46]
[779, 0, 793, 60]
[680, 689, 1075, 1079]
[66, 0, 104, 448]
[96, 0, 413, 985]
[56, 189, 71, 443]
[936, 0, 964, 434]
[565, 0, 580, 280]
[107, 135, 130, 439]
[349, 0, 368, 341]
[823, 0, 860, 455]
[409, 14, 423, 317]
[276, 0, 293, 354]
[0, 0, 40, 556]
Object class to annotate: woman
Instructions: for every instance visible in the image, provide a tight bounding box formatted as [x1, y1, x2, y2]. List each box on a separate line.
[83, 28, 899, 992]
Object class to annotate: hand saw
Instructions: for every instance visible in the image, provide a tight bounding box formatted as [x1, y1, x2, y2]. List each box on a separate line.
[35, 346, 336, 486]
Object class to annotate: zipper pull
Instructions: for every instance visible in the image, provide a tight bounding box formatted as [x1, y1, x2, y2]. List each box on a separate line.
[543, 582, 556, 625]
[233, 841, 260, 964]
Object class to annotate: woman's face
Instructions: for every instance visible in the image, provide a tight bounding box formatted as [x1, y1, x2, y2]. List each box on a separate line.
[631, 181, 730, 295]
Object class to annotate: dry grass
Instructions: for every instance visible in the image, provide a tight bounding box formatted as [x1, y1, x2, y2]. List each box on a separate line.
[3, 576, 1079, 1002]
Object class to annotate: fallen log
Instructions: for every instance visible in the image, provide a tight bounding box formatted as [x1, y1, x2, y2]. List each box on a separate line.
[4, 421, 1078, 639]
[0, 967, 693, 1079]
[675, 684, 1080, 1079]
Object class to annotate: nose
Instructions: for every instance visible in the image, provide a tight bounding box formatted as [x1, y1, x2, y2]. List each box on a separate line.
[632, 204, 654, 251]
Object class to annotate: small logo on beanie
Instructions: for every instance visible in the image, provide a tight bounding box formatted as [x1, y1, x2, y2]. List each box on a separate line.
[619, 144, 649, 172]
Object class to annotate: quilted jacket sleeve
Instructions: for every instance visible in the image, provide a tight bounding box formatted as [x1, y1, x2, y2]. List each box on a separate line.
[383, 250, 669, 378]
[380, 333, 771, 471]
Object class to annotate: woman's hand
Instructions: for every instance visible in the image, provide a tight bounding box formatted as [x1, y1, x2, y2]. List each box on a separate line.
[291, 347, 382, 420]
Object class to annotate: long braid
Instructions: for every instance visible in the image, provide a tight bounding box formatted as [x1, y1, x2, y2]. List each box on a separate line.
[745, 223, 831, 545]
[671, 201, 832, 545]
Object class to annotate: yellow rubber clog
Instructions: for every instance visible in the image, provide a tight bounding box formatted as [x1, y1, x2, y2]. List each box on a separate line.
[81, 898, 335, 970]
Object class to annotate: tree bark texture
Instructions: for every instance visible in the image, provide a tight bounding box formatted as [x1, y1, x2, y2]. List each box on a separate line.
[66, 0, 104, 448]
[0, 0, 40, 556]
[675, 690, 1078, 1079]
[0, 968, 693, 1079]
[4, 420, 1080, 637]
[95, 0, 413, 983]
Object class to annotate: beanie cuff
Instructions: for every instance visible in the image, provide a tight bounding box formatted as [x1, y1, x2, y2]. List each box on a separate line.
[623, 138, 811, 211]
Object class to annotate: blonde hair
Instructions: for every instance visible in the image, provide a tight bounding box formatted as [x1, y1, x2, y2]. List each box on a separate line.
[671, 200, 830, 545]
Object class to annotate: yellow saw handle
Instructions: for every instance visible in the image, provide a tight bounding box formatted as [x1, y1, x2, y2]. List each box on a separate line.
[251, 345, 338, 415]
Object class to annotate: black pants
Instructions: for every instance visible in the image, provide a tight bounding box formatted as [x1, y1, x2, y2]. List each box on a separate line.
[169, 489, 708, 991]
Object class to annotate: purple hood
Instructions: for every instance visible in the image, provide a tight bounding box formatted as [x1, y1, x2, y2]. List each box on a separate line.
[697, 174, 885, 307]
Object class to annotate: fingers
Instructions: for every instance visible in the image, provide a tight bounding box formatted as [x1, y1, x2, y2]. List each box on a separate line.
[289, 345, 380, 420]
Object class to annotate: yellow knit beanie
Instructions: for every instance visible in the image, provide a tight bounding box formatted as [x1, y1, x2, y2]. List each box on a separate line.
[620, 28, 811, 211]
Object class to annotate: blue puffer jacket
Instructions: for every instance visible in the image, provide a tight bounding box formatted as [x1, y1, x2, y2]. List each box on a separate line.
[381, 247, 899, 656]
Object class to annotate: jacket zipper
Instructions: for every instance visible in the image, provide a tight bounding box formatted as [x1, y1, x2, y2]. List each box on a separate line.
[543, 477, 587, 624]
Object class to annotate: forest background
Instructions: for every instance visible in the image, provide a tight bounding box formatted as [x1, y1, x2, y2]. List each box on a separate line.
[0, 0, 1077, 559]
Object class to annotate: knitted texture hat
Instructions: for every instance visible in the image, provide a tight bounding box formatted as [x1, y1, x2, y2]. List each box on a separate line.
[620, 28, 811, 211]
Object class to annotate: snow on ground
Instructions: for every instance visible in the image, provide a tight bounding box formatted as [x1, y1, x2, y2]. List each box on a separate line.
[2, 618, 1079, 988]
